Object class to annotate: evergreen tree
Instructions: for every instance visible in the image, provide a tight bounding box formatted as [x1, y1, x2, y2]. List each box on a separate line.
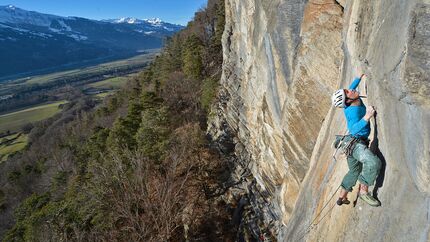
[182, 34, 204, 80]
[107, 101, 143, 151]
[136, 106, 169, 161]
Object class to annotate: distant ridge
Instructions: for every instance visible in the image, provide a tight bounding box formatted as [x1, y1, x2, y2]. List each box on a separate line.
[0, 5, 184, 78]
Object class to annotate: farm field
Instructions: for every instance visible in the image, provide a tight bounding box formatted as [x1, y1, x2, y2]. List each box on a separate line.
[88, 76, 130, 89]
[0, 133, 28, 162]
[0, 101, 67, 133]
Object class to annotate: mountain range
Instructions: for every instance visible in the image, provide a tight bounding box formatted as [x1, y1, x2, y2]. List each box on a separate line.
[0, 5, 184, 79]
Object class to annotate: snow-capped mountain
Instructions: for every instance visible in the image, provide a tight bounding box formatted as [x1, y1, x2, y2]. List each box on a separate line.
[105, 17, 162, 25]
[144, 18, 163, 25]
[0, 4, 63, 26]
[105, 17, 160, 25]
[0, 5, 89, 42]
[0, 5, 184, 78]
[102, 17, 183, 36]
[111, 17, 143, 24]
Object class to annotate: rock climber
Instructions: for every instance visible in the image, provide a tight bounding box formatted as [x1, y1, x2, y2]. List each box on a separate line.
[331, 74, 381, 207]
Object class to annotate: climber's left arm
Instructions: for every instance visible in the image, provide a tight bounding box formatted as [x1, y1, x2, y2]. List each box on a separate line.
[348, 74, 366, 90]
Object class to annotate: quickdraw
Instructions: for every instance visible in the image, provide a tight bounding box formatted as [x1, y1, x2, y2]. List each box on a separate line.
[342, 137, 358, 156]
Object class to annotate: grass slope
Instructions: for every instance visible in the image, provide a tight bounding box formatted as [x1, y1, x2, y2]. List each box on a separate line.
[0, 101, 67, 133]
[0, 133, 28, 162]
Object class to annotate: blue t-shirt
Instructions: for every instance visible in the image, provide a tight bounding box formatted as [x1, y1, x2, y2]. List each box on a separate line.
[343, 77, 370, 138]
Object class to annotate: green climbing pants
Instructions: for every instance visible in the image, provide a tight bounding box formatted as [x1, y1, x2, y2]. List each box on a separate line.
[340, 136, 381, 192]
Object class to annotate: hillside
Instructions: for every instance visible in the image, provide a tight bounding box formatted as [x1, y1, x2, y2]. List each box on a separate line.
[0, 0, 233, 241]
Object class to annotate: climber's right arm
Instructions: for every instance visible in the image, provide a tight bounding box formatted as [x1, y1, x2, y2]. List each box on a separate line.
[349, 119, 369, 136]
[349, 106, 375, 135]
[363, 106, 375, 121]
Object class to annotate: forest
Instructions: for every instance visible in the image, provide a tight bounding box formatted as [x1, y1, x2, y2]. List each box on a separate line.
[0, 0, 238, 241]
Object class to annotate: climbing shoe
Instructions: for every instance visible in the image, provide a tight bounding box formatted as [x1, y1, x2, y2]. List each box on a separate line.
[336, 197, 350, 206]
[359, 193, 380, 207]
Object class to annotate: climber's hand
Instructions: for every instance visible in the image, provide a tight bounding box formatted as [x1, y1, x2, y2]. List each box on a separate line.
[360, 73, 366, 80]
[364, 106, 376, 121]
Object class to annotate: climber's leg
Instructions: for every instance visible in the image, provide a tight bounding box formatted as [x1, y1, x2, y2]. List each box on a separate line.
[354, 143, 381, 187]
[341, 155, 362, 192]
[353, 143, 381, 206]
[338, 156, 361, 206]
[337, 188, 351, 206]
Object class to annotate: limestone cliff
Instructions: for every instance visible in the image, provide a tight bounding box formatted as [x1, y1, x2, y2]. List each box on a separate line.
[209, 0, 430, 241]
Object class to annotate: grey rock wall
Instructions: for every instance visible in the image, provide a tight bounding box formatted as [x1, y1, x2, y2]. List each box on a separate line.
[209, 0, 344, 238]
[209, 0, 430, 241]
[283, 1, 430, 241]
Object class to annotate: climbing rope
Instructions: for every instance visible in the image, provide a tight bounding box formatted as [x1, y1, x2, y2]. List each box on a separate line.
[295, 129, 348, 240]
[296, 185, 341, 241]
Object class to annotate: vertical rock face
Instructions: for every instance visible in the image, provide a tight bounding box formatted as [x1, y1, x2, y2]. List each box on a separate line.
[283, 1, 430, 241]
[209, 0, 430, 240]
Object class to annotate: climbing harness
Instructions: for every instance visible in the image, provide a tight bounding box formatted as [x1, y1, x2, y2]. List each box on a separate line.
[335, 134, 370, 157]
[332, 129, 348, 159]
[342, 137, 358, 156]
[343, 136, 370, 156]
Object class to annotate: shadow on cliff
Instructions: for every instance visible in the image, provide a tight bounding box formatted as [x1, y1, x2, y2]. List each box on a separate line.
[369, 114, 387, 205]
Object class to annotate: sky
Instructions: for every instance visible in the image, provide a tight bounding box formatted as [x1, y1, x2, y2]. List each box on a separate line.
[0, 0, 208, 25]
